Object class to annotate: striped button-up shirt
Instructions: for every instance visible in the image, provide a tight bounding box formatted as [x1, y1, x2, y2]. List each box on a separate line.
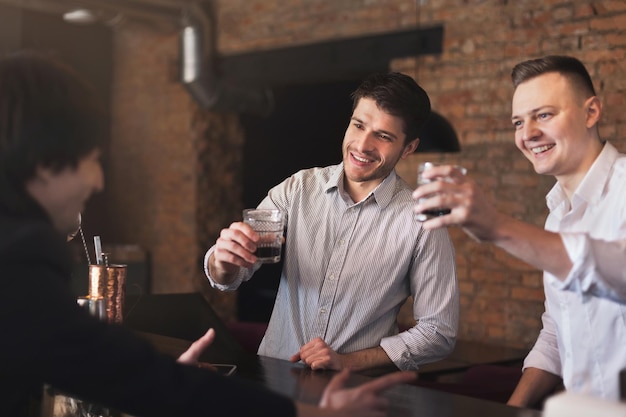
[205, 163, 459, 370]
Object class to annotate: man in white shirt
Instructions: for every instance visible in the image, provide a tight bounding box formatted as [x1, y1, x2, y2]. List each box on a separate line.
[205, 72, 459, 373]
[412, 55, 626, 406]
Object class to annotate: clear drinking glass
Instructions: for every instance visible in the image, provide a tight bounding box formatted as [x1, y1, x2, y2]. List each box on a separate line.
[415, 162, 466, 222]
[243, 208, 286, 263]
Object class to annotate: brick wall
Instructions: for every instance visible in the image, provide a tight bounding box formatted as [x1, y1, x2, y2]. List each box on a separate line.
[107, 0, 626, 348]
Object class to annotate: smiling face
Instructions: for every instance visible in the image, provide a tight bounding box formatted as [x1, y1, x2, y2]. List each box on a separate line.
[26, 149, 104, 235]
[511, 72, 603, 192]
[341, 97, 418, 201]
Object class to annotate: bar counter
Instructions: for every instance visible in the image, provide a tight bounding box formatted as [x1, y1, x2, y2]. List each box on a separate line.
[136, 331, 542, 417]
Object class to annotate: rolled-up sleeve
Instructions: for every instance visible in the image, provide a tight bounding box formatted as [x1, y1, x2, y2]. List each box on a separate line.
[380, 227, 459, 370]
[203, 246, 256, 291]
[523, 307, 562, 377]
[557, 233, 626, 302]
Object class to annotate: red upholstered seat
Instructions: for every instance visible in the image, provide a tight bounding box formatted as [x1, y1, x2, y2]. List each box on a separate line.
[413, 364, 522, 404]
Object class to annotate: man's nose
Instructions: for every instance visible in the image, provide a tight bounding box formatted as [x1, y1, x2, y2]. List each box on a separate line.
[521, 120, 540, 142]
[354, 131, 375, 150]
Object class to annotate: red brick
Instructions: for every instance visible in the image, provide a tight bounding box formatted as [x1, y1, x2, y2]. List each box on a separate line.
[104, 0, 626, 347]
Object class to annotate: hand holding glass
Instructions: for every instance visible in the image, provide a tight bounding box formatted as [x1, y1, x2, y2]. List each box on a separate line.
[243, 208, 286, 263]
[415, 162, 467, 222]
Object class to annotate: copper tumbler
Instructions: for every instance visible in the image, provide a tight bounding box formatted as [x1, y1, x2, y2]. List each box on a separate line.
[88, 264, 127, 324]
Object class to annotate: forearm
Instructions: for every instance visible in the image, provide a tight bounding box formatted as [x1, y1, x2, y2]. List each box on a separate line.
[341, 346, 394, 372]
[295, 402, 317, 417]
[206, 252, 241, 286]
[576, 235, 626, 299]
[507, 367, 562, 408]
[296, 402, 332, 417]
[477, 213, 572, 281]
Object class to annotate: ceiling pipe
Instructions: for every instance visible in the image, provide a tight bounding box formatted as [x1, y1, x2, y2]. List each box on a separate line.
[179, 3, 273, 116]
[0, 0, 273, 116]
[72, 0, 274, 116]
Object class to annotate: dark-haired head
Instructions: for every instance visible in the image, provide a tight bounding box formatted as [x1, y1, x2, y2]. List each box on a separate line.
[0, 50, 106, 188]
[511, 55, 596, 98]
[351, 72, 431, 145]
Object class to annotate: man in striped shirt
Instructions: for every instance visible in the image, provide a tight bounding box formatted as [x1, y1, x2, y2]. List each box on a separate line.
[205, 72, 459, 373]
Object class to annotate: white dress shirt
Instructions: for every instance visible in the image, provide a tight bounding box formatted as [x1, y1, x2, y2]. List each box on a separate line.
[524, 142, 626, 401]
[205, 163, 459, 370]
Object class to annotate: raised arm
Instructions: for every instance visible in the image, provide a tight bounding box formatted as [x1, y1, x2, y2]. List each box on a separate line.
[412, 165, 626, 300]
[206, 221, 260, 286]
[412, 165, 572, 278]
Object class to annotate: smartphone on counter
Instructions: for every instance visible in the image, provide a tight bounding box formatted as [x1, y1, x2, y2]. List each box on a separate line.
[214, 364, 237, 376]
[201, 363, 237, 376]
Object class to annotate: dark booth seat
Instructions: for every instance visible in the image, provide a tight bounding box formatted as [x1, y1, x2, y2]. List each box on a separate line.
[413, 364, 523, 404]
[124, 291, 270, 355]
[123, 292, 250, 362]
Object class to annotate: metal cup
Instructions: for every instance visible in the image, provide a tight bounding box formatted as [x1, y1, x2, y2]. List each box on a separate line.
[77, 296, 107, 321]
[41, 386, 114, 417]
[88, 264, 127, 324]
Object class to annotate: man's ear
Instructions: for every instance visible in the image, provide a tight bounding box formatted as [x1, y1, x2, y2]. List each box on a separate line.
[401, 138, 419, 158]
[585, 96, 602, 129]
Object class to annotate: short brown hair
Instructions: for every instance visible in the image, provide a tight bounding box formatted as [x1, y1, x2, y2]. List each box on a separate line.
[350, 71, 431, 145]
[511, 55, 596, 98]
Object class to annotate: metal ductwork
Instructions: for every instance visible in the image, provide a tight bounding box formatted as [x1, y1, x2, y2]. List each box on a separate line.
[0, 0, 274, 116]
[179, 4, 273, 116]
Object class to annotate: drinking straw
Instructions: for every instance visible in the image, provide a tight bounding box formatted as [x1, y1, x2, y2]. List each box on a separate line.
[94, 236, 103, 265]
[78, 225, 91, 265]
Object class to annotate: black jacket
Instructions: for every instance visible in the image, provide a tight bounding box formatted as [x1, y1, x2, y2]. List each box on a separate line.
[0, 190, 295, 417]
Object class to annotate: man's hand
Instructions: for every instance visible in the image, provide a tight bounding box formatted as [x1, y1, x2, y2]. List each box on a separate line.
[412, 164, 500, 242]
[208, 222, 260, 285]
[213, 222, 259, 269]
[290, 337, 343, 370]
[319, 369, 417, 416]
[412, 164, 573, 279]
[176, 328, 216, 366]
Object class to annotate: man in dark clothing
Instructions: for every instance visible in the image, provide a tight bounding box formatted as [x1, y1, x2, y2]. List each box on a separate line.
[0, 50, 415, 417]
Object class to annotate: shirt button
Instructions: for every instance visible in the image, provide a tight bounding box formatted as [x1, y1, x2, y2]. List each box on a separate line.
[328, 274, 335, 281]
[320, 308, 327, 314]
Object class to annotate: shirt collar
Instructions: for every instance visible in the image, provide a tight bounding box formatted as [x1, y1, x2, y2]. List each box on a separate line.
[546, 141, 618, 211]
[324, 162, 400, 208]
